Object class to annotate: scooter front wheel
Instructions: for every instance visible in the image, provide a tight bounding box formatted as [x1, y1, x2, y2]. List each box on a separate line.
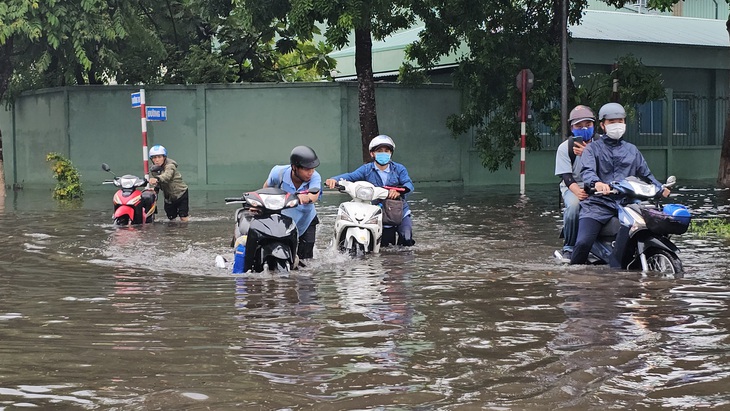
[349, 238, 365, 256]
[114, 216, 130, 226]
[644, 249, 683, 277]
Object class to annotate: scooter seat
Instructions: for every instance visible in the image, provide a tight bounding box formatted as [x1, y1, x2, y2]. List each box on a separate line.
[598, 217, 621, 239]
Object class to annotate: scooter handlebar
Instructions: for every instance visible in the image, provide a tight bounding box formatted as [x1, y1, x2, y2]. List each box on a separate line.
[383, 185, 409, 193]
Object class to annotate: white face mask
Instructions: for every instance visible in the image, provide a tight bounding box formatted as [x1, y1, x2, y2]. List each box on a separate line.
[605, 123, 626, 140]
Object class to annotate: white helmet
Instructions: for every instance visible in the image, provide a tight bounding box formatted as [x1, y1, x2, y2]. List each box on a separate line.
[149, 145, 167, 158]
[368, 135, 396, 152]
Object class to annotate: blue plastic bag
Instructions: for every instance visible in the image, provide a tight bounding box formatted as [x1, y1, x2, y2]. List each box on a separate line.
[232, 244, 246, 273]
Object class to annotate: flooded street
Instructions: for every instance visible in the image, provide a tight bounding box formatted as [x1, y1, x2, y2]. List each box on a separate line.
[1, 183, 729, 410]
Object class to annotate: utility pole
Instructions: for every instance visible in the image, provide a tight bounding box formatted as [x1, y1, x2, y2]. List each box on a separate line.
[560, 0, 568, 139]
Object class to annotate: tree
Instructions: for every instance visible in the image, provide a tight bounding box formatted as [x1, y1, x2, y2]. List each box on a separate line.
[287, 0, 415, 162]
[0, 0, 130, 198]
[0, 0, 336, 196]
[401, 0, 690, 171]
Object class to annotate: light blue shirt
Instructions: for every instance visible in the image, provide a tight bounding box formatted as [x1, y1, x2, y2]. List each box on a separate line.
[265, 165, 322, 237]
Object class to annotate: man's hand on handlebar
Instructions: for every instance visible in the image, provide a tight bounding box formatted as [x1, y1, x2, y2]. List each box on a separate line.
[594, 181, 611, 195]
[325, 179, 338, 189]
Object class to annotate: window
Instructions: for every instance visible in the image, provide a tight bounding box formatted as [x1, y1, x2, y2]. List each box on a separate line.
[638, 100, 662, 135]
[673, 99, 689, 135]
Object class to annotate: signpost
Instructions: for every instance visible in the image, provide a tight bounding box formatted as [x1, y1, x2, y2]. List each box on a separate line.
[146, 106, 167, 122]
[516, 69, 534, 196]
[130, 89, 167, 178]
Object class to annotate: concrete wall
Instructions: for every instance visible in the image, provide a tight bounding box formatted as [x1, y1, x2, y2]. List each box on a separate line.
[1, 83, 723, 193]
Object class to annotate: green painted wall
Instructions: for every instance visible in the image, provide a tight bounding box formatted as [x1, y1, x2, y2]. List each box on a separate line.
[1, 83, 722, 193]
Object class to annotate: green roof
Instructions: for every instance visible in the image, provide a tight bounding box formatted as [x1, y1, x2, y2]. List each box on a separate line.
[330, 10, 728, 77]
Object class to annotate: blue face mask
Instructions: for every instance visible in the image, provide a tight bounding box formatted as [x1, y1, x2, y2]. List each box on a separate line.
[374, 152, 391, 165]
[572, 126, 594, 142]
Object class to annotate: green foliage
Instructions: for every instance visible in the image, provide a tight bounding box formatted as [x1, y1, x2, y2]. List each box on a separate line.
[689, 218, 730, 238]
[46, 152, 83, 200]
[403, 0, 673, 171]
[541, 54, 665, 133]
[0, 0, 339, 105]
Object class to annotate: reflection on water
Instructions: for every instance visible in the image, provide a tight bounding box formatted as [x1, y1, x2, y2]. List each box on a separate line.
[0, 184, 729, 409]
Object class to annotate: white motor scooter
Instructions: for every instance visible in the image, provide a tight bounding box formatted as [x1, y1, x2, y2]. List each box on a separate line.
[333, 180, 390, 255]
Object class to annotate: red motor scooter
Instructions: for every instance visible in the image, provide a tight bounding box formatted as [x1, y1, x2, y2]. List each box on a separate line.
[102, 163, 157, 225]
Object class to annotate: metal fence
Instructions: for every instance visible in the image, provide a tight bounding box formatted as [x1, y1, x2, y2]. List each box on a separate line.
[536, 95, 728, 149]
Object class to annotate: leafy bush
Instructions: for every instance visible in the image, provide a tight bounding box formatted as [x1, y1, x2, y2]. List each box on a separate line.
[46, 153, 84, 200]
[689, 218, 730, 238]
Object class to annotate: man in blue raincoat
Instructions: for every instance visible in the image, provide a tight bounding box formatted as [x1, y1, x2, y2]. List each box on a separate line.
[263, 146, 322, 262]
[325, 134, 416, 247]
[570, 103, 670, 266]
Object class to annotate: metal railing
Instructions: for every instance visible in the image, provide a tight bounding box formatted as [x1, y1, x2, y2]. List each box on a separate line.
[535, 95, 728, 149]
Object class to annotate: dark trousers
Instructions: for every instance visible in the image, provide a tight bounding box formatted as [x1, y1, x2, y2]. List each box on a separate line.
[297, 216, 319, 260]
[570, 217, 625, 268]
[381, 214, 415, 247]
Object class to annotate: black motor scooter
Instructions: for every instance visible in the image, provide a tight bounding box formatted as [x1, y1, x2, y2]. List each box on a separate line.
[225, 187, 306, 273]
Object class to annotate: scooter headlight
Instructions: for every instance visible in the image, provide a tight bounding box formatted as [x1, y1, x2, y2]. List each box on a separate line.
[364, 215, 380, 225]
[284, 197, 299, 208]
[337, 206, 354, 223]
[259, 194, 286, 210]
[246, 197, 264, 208]
[119, 176, 137, 189]
[355, 186, 374, 201]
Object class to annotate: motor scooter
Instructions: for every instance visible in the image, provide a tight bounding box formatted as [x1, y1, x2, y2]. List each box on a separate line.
[555, 176, 691, 276]
[332, 180, 391, 255]
[226, 187, 303, 273]
[102, 163, 157, 225]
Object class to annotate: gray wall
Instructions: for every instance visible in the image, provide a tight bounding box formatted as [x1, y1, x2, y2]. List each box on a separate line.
[0, 82, 723, 193]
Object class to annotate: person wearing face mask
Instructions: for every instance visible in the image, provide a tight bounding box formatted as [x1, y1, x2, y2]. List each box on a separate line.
[553, 105, 596, 263]
[570, 102, 670, 266]
[325, 134, 416, 247]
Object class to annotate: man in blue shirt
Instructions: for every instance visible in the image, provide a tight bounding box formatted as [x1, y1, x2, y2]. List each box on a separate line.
[263, 146, 322, 261]
[325, 135, 416, 247]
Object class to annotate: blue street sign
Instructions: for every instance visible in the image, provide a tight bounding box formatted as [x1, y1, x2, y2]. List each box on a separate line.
[146, 106, 167, 121]
[131, 92, 141, 108]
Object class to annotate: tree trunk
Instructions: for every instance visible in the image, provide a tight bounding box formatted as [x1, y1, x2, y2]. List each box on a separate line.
[355, 27, 379, 163]
[0, 38, 13, 199]
[718, 16, 730, 187]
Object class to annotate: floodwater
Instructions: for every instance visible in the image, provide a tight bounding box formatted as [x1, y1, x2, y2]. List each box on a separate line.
[1, 183, 729, 410]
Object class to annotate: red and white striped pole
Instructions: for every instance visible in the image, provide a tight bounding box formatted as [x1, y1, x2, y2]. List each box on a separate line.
[139, 89, 149, 179]
[519, 71, 527, 195]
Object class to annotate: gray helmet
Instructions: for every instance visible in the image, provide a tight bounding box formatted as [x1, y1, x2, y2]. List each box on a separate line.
[598, 103, 626, 121]
[290, 145, 320, 168]
[568, 105, 595, 125]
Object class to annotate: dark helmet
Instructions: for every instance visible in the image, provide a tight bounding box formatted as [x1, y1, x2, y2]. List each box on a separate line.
[290, 145, 320, 168]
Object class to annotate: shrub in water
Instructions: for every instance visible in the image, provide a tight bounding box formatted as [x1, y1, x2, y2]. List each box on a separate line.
[46, 153, 84, 200]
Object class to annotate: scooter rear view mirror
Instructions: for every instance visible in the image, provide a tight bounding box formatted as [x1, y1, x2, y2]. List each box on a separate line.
[101, 163, 111, 172]
[309, 187, 320, 195]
